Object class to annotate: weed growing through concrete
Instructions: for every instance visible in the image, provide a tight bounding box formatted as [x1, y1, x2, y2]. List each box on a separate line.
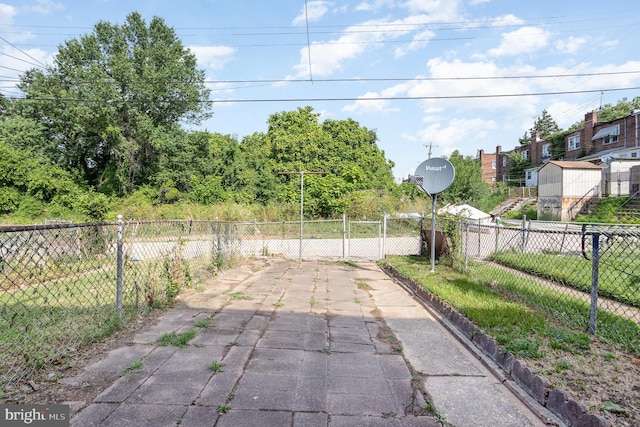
[339, 260, 358, 268]
[230, 291, 253, 300]
[356, 278, 369, 289]
[209, 361, 225, 373]
[124, 360, 144, 374]
[157, 330, 197, 348]
[193, 317, 213, 328]
[426, 401, 448, 425]
[217, 403, 230, 414]
[382, 411, 397, 418]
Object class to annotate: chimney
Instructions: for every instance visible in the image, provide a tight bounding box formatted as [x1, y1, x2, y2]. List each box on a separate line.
[584, 110, 598, 147]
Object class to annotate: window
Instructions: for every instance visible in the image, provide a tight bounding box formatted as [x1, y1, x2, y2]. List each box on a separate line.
[521, 150, 529, 160]
[491, 160, 496, 169]
[491, 176, 496, 182]
[568, 135, 580, 151]
[602, 134, 619, 145]
[542, 143, 551, 157]
[632, 152, 638, 158]
[526, 171, 532, 180]
[502, 157, 507, 167]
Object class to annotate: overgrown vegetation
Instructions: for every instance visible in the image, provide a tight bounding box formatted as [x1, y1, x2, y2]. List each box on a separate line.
[381, 254, 640, 424]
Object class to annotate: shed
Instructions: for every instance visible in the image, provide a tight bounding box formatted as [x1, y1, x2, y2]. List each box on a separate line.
[537, 161, 602, 221]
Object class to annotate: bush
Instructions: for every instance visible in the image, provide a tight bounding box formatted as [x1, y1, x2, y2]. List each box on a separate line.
[0, 187, 20, 214]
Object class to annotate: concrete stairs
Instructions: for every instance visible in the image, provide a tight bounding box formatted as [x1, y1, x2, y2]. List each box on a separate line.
[489, 197, 537, 218]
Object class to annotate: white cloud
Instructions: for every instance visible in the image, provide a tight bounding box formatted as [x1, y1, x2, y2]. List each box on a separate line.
[401, 0, 460, 19]
[342, 94, 393, 114]
[292, 1, 329, 26]
[355, 0, 395, 12]
[410, 117, 499, 154]
[26, 0, 64, 15]
[555, 36, 588, 54]
[469, 0, 491, 5]
[0, 3, 16, 26]
[288, 14, 437, 78]
[342, 79, 417, 114]
[488, 26, 550, 57]
[394, 29, 435, 57]
[491, 14, 524, 27]
[189, 45, 236, 71]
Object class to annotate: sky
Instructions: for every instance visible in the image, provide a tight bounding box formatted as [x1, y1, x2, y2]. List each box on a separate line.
[1, 0, 640, 181]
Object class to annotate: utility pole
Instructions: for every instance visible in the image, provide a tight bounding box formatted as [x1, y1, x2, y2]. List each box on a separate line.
[277, 171, 327, 262]
[424, 142, 439, 159]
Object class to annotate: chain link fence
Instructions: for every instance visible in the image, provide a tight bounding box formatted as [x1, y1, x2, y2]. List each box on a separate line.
[0, 215, 422, 392]
[451, 218, 640, 352]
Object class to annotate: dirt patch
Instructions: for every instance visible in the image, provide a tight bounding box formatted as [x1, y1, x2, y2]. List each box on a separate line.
[528, 344, 640, 427]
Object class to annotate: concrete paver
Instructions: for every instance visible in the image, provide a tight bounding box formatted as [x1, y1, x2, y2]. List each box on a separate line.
[66, 258, 554, 426]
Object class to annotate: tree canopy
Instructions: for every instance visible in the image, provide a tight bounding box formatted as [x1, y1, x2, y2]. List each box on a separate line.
[17, 12, 211, 195]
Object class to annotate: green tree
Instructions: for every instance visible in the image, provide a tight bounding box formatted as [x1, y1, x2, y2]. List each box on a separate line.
[18, 12, 211, 195]
[597, 97, 640, 122]
[506, 151, 531, 187]
[439, 150, 489, 204]
[529, 109, 560, 139]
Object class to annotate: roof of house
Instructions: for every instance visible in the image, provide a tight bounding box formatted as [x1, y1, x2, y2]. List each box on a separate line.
[545, 160, 602, 170]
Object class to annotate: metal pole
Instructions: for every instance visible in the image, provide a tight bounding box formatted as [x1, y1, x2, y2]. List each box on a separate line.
[116, 214, 123, 317]
[299, 171, 303, 263]
[342, 213, 346, 259]
[477, 218, 481, 257]
[277, 171, 327, 263]
[589, 233, 600, 335]
[382, 213, 387, 259]
[347, 220, 351, 258]
[430, 194, 437, 272]
[378, 220, 382, 260]
[464, 222, 469, 271]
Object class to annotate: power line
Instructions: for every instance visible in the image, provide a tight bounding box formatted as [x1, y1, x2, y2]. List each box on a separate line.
[0, 35, 47, 68]
[1, 70, 637, 87]
[8, 85, 640, 105]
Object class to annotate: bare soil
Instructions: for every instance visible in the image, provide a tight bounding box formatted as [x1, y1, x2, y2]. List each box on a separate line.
[529, 342, 640, 426]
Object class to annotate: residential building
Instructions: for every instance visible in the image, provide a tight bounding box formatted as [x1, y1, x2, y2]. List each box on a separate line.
[477, 147, 499, 184]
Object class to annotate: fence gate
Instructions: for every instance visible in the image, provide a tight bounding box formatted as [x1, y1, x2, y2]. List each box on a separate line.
[347, 220, 382, 260]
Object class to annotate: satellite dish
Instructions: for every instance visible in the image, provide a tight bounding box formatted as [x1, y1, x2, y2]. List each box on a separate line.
[414, 157, 455, 194]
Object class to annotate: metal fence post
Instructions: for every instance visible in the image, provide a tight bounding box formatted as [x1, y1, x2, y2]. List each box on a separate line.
[494, 218, 500, 254]
[382, 213, 387, 259]
[477, 219, 481, 257]
[521, 214, 527, 253]
[589, 232, 600, 335]
[116, 214, 123, 317]
[342, 214, 346, 259]
[464, 222, 469, 271]
[378, 219, 383, 260]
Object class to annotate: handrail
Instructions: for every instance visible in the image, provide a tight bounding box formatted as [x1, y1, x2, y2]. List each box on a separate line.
[568, 185, 599, 215]
[615, 188, 640, 212]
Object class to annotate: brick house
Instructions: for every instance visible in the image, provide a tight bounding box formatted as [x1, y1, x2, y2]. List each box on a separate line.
[477, 108, 640, 191]
[477, 147, 499, 184]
